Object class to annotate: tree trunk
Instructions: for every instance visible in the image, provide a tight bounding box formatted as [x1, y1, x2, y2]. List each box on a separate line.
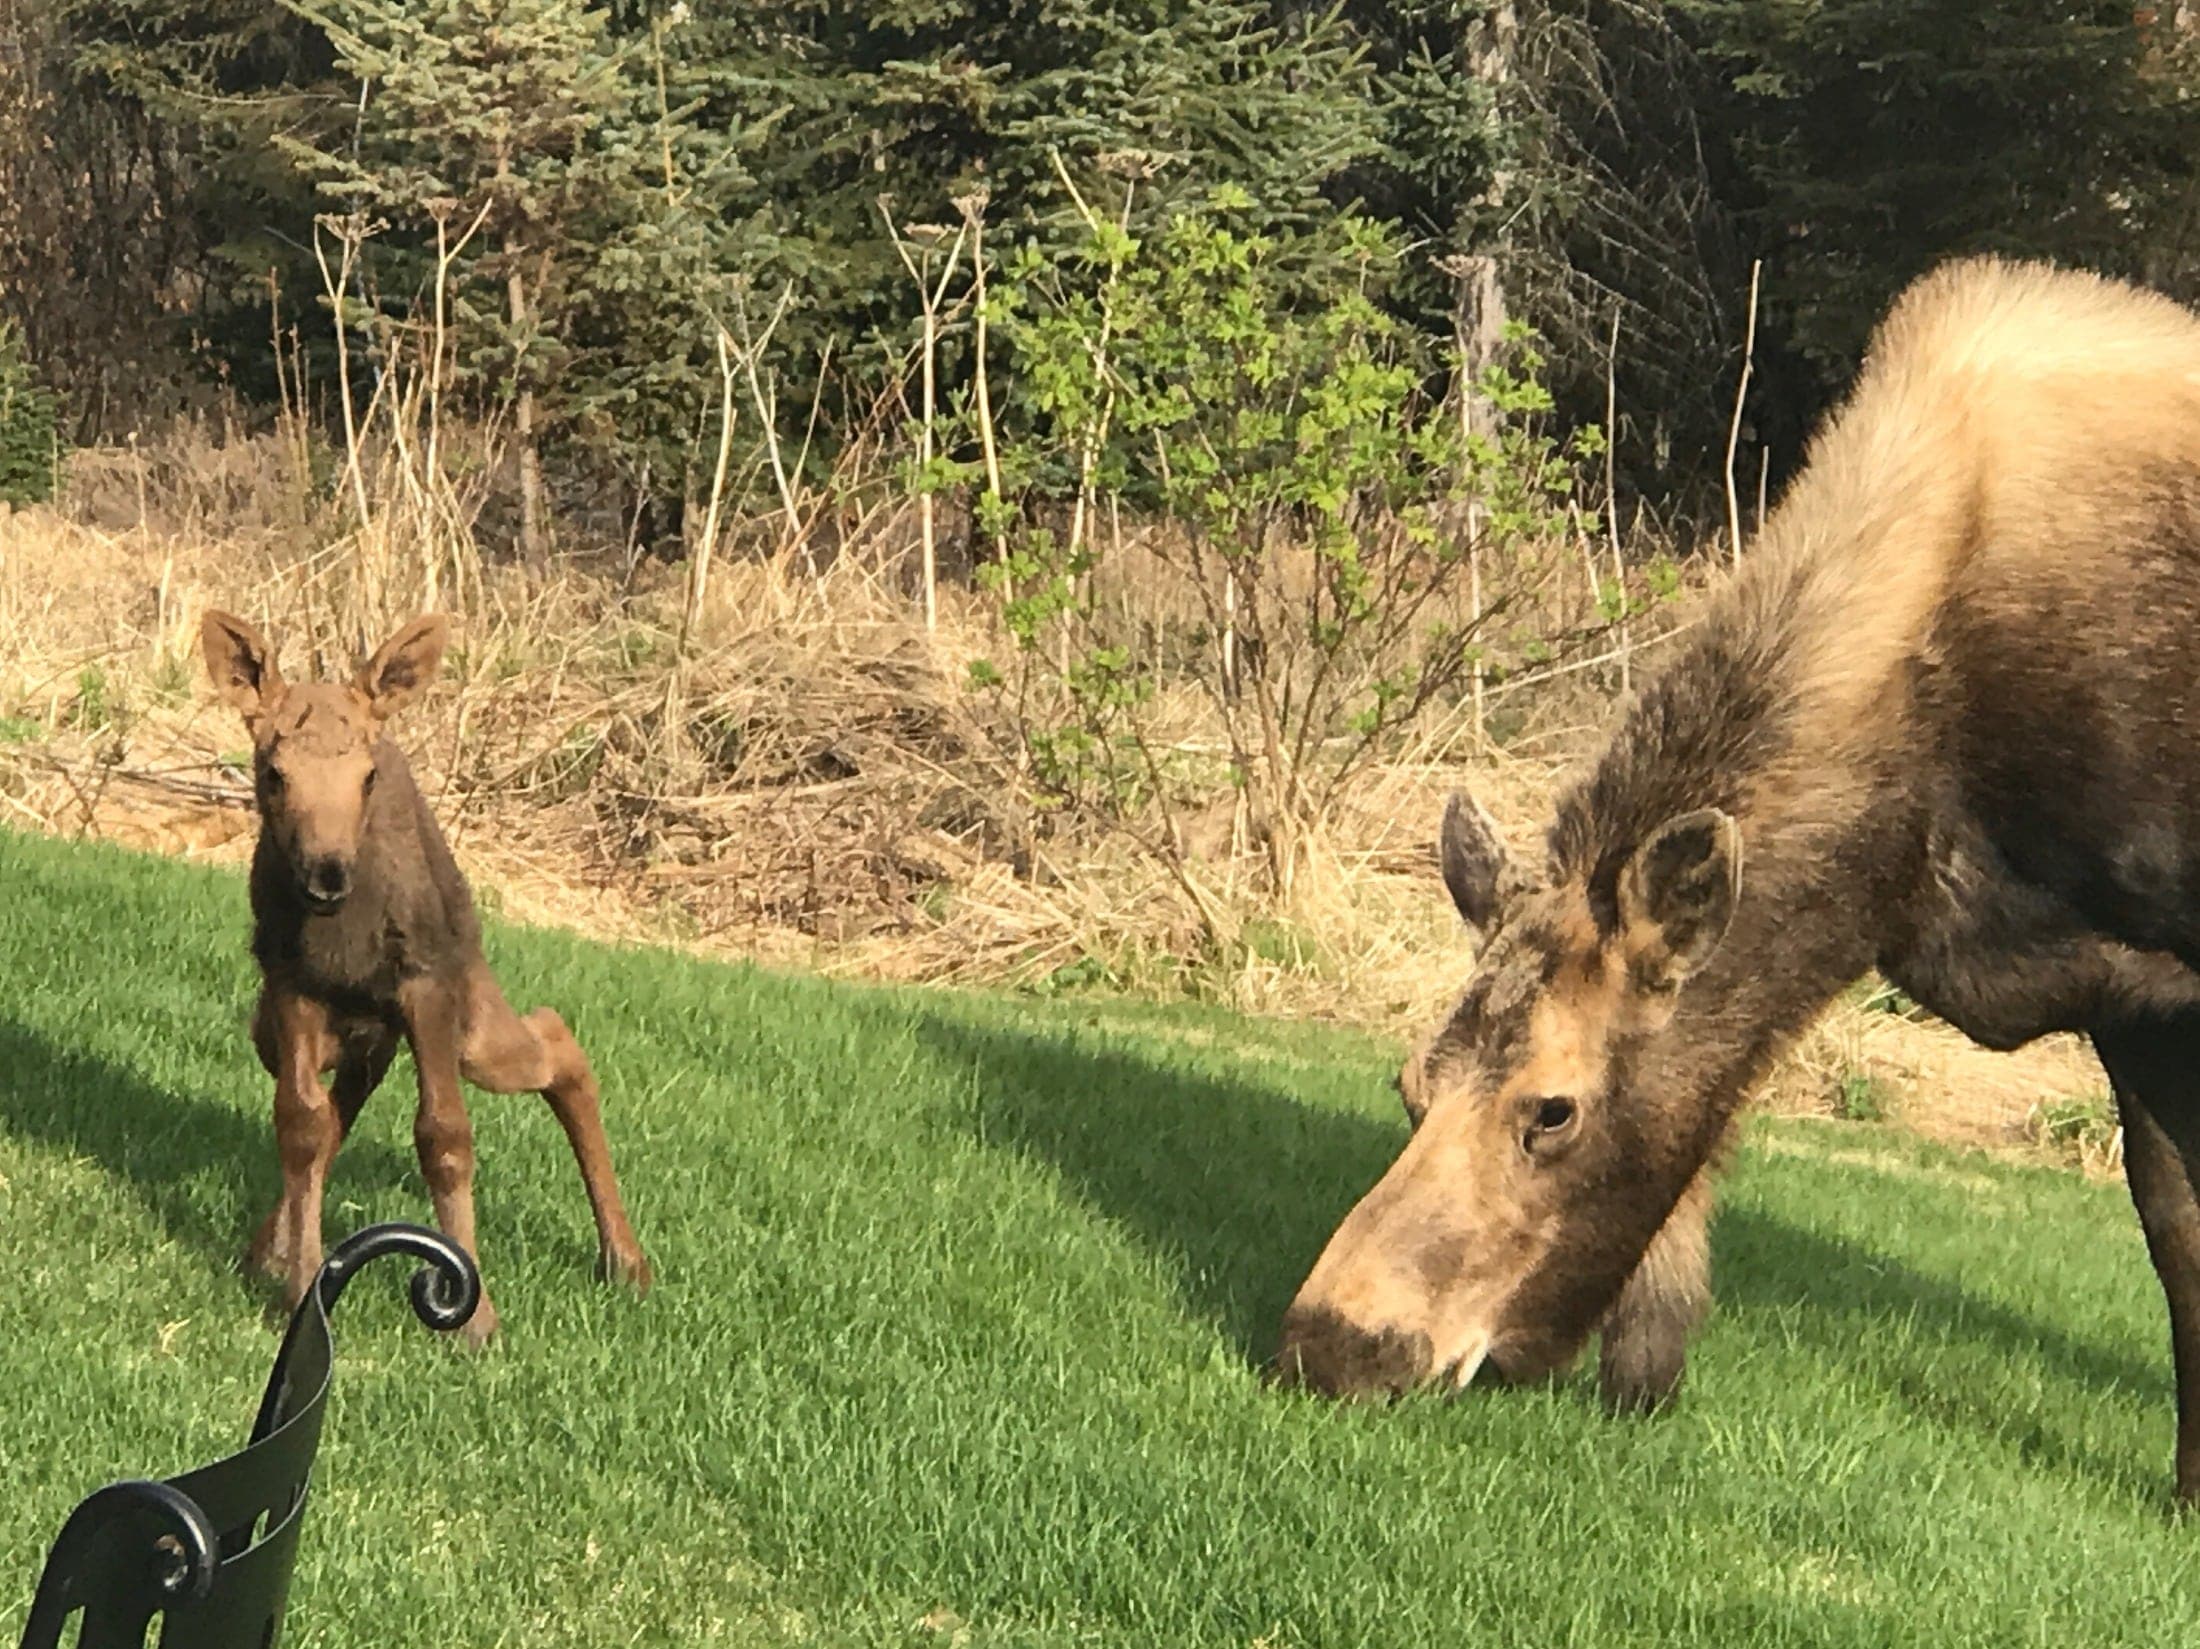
[1456, 0, 1518, 426]
[1455, 3, 1518, 738]
[2142, 5, 2200, 295]
[504, 238, 547, 575]
[1454, 255, 1508, 440]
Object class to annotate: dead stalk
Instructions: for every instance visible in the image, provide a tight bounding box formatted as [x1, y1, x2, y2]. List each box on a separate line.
[1575, 507, 1603, 633]
[957, 187, 1008, 571]
[681, 327, 740, 656]
[1047, 150, 1129, 668]
[312, 215, 375, 533]
[1604, 306, 1630, 695]
[881, 204, 971, 633]
[1724, 258, 1762, 568]
[426, 197, 495, 602]
[727, 283, 804, 549]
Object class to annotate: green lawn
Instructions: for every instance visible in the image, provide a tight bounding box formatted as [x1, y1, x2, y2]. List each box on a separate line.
[2, 826, 2198, 1644]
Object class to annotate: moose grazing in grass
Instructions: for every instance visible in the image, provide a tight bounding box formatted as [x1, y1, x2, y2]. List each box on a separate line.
[201, 609, 652, 1345]
[1277, 254, 2200, 1506]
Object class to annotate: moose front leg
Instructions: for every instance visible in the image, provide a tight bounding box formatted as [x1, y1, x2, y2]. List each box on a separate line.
[250, 988, 343, 1312]
[1598, 1169, 1714, 1415]
[2094, 1022, 2200, 1505]
[400, 978, 500, 1348]
[246, 998, 395, 1282]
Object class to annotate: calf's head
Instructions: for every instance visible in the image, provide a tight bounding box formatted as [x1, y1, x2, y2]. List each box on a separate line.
[201, 610, 449, 912]
[1275, 790, 1741, 1403]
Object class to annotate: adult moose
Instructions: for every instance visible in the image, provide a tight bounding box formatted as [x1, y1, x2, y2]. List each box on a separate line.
[1276, 255, 2200, 1505]
[202, 609, 652, 1345]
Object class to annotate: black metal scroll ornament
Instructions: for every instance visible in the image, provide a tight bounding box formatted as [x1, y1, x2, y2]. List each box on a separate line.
[18, 1223, 480, 1648]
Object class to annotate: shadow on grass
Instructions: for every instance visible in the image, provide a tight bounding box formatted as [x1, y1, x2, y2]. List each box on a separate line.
[0, 1017, 416, 1292]
[1716, 1202, 2171, 1498]
[920, 1009, 1404, 1365]
[924, 1006, 2172, 1493]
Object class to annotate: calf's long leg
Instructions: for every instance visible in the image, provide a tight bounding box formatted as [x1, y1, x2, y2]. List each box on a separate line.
[2093, 1019, 2200, 1505]
[399, 977, 500, 1348]
[245, 1000, 395, 1281]
[249, 988, 345, 1312]
[459, 962, 652, 1292]
[1599, 1168, 1714, 1414]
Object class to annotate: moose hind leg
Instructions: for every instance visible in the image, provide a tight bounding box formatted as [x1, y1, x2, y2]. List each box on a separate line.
[2093, 1021, 2200, 1505]
[461, 967, 652, 1292]
[1599, 1170, 1713, 1415]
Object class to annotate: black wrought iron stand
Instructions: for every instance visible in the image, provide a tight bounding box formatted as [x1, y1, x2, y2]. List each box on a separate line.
[18, 1223, 480, 1648]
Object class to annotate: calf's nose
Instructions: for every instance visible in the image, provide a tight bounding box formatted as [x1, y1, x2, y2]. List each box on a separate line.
[305, 856, 353, 907]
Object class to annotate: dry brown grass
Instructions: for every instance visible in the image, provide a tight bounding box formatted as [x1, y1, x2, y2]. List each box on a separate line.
[0, 426, 2113, 1180]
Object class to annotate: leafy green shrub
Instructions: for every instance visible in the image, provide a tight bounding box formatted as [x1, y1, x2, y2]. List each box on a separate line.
[1835, 1071, 1891, 1123]
[2028, 1091, 2122, 1173]
[0, 320, 60, 506]
[64, 664, 118, 734]
[967, 186, 1627, 911]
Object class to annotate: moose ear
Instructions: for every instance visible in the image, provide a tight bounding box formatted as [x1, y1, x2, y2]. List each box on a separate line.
[1439, 790, 1515, 935]
[201, 609, 284, 727]
[1617, 808, 1743, 991]
[356, 614, 450, 720]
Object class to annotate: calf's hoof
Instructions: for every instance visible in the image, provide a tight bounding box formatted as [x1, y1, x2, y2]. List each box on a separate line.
[242, 1224, 291, 1283]
[450, 1296, 500, 1351]
[597, 1243, 654, 1295]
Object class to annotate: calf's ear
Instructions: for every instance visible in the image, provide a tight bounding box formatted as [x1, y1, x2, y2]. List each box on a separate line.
[202, 609, 284, 728]
[357, 614, 451, 721]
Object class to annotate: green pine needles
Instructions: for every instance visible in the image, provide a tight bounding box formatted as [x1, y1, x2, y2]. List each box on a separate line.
[0, 319, 58, 507]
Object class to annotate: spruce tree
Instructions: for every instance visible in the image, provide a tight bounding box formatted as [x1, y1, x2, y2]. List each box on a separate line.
[277, 0, 764, 561]
[1680, 0, 2200, 393]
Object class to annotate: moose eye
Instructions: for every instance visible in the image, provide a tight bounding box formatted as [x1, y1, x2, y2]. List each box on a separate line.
[362, 766, 378, 798]
[1521, 1096, 1579, 1155]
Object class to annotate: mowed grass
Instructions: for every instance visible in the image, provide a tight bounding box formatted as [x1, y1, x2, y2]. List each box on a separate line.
[3, 828, 2200, 1644]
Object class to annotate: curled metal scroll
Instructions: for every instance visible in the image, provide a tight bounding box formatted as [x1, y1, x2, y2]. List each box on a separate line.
[313, 1221, 482, 1333]
[16, 1480, 220, 1645]
[20, 1222, 484, 1648]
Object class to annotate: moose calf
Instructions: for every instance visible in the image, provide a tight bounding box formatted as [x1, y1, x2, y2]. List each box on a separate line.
[202, 610, 651, 1344]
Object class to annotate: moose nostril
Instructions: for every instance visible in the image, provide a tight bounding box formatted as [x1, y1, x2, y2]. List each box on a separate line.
[306, 859, 352, 902]
[1274, 1305, 1434, 1398]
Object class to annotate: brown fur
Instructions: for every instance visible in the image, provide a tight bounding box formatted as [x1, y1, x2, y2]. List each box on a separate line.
[1276, 256, 2200, 1504]
[202, 610, 652, 1346]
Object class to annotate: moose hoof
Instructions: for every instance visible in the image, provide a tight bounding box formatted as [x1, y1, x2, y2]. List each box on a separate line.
[1598, 1333, 1686, 1417]
[449, 1298, 500, 1351]
[597, 1245, 654, 1295]
[242, 1230, 291, 1284]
